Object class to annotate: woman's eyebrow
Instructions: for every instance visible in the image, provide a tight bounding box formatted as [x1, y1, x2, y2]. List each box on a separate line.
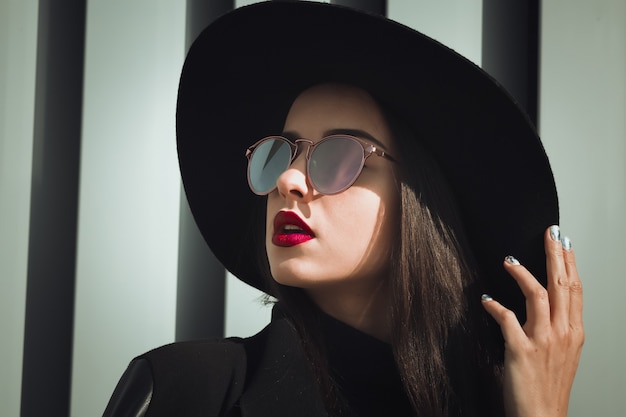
[323, 128, 387, 149]
[281, 131, 299, 141]
[280, 128, 388, 150]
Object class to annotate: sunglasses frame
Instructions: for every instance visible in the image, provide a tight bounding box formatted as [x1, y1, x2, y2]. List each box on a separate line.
[245, 134, 396, 195]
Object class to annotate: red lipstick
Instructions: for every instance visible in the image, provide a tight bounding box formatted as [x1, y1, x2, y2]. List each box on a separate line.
[272, 211, 315, 247]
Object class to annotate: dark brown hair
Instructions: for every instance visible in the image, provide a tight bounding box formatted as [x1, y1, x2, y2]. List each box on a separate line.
[253, 99, 506, 417]
[384, 106, 504, 416]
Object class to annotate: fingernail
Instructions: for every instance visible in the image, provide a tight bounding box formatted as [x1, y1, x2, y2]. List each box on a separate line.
[549, 225, 561, 242]
[505, 255, 520, 265]
[481, 294, 493, 301]
[561, 236, 572, 251]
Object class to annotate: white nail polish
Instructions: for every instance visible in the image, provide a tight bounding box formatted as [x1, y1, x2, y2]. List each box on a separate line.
[561, 236, 572, 251]
[549, 225, 561, 242]
[505, 255, 520, 265]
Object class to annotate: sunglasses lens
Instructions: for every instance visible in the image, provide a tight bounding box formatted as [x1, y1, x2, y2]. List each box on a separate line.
[309, 137, 364, 194]
[248, 138, 292, 194]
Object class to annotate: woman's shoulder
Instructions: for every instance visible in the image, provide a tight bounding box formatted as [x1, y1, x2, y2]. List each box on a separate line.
[102, 312, 325, 417]
[103, 336, 250, 417]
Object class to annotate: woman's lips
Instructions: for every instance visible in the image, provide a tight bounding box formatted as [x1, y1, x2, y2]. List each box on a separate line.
[272, 211, 315, 247]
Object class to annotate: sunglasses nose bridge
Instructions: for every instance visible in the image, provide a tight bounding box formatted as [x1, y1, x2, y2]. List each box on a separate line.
[293, 139, 315, 162]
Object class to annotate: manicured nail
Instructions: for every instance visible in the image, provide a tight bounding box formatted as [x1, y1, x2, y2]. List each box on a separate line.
[481, 294, 493, 301]
[549, 225, 561, 242]
[561, 236, 572, 251]
[505, 255, 520, 265]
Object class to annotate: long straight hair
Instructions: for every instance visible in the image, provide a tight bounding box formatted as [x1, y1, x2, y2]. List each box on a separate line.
[254, 101, 506, 416]
[383, 107, 505, 416]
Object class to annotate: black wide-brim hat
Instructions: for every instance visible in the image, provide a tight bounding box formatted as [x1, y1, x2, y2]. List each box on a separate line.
[176, 1, 558, 315]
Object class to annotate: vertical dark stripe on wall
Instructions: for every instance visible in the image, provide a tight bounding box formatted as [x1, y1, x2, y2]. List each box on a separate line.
[20, 0, 86, 416]
[482, 0, 540, 127]
[331, 0, 387, 16]
[175, 0, 234, 342]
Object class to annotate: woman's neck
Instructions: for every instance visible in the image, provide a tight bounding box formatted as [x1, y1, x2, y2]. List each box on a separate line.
[306, 278, 391, 342]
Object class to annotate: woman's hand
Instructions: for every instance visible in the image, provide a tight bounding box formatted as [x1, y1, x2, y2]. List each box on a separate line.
[482, 225, 584, 417]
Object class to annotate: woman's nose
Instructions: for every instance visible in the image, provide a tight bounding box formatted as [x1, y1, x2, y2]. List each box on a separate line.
[275, 153, 312, 200]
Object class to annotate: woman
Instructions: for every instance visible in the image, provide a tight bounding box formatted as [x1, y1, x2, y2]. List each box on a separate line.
[104, 2, 583, 416]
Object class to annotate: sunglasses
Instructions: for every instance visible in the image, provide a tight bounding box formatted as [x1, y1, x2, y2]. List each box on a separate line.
[246, 134, 395, 195]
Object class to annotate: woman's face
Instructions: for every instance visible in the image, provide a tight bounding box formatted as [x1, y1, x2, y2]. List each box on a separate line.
[265, 83, 399, 297]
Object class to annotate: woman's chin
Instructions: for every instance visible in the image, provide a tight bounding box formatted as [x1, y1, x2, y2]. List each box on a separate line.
[270, 268, 315, 289]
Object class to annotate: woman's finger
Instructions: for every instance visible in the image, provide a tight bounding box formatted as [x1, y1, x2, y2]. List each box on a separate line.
[502, 256, 551, 332]
[544, 225, 571, 330]
[562, 242, 584, 330]
[481, 295, 526, 346]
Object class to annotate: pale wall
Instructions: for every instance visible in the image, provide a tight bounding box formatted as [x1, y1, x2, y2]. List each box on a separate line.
[0, 2, 38, 416]
[70, 1, 184, 415]
[540, 1, 626, 415]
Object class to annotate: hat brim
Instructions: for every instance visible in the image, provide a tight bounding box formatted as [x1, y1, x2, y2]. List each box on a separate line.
[176, 1, 558, 315]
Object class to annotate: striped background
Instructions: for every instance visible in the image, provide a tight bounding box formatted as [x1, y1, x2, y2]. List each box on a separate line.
[1, 0, 624, 415]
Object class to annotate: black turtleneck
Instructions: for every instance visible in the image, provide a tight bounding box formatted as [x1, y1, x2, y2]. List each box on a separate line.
[319, 311, 415, 416]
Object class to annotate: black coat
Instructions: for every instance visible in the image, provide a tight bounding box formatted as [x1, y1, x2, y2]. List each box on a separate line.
[103, 307, 413, 417]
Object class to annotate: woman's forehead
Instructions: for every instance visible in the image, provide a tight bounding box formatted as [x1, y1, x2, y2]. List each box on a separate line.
[282, 83, 394, 149]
